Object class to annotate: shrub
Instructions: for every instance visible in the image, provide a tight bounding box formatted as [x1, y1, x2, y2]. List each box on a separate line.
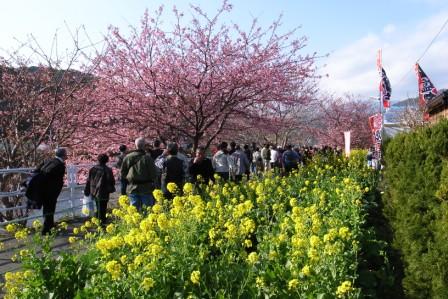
[383, 120, 448, 298]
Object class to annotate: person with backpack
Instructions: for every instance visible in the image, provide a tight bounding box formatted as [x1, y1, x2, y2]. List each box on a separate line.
[121, 138, 157, 211]
[84, 154, 116, 226]
[36, 148, 67, 235]
[282, 145, 300, 174]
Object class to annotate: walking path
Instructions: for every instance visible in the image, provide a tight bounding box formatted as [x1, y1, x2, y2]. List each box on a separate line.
[0, 196, 119, 287]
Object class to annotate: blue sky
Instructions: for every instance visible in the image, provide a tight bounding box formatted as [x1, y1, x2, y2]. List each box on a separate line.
[1, 0, 447, 102]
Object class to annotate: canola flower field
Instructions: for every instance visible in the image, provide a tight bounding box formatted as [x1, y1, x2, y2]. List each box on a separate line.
[2, 151, 390, 299]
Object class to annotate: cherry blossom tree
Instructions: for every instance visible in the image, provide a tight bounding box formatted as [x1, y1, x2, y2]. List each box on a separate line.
[93, 1, 317, 151]
[0, 28, 100, 219]
[310, 95, 374, 148]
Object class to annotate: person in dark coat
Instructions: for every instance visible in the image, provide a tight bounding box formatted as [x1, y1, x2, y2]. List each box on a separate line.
[121, 138, 158, 211]
[150, 139, 164, 160]
[84, 154, 116, 225]
[161, 143, 184, 199]
[115, 144, 128, 195]
[38, 148, 67, 235]
[189, 146, 214, 185]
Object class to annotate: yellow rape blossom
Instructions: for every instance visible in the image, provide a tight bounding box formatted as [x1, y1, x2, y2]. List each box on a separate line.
[5, 224, 16, 233]
[105, 260, 121, 280]
[288, 278, 299, 290]
[301, 265, 311, 276]
[256, 276, 265, 289]
[32, 220, 42, 230]
[247, 252, 259, 264]
[167, 182, 178, 194]
[336, 281, 353, 297]
[309, 235, 320, 247]
[118, 195, 129, 207]
[19, 249, 29, 257]
[141, 277, 155, 291]
[106, 224, 115, 234]
[152, 204, 163, 214]
[243, 239, 252, 248]
[15, 229, 28, 241]
[157, 213, 169, 230]
[153, 189, 164, 202]
[183, 182, 194, 194]
[339, 227, 351, 240]
[58, 221, 68, 230]
[190, 270, 201, 284]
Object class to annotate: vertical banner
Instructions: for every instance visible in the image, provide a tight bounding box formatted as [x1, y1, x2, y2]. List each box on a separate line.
[377, 49, 392, 109]
[344, 131, 351, 158]
[368, 113, 383, 161]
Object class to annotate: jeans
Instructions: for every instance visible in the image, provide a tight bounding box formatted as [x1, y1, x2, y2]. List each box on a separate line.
[129, 193, 155, 212]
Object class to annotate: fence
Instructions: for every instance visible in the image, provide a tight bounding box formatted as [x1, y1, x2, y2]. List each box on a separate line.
[0, 163, 116, 227]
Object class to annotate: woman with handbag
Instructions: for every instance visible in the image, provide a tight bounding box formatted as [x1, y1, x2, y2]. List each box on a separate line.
[84, 154, 116, 226]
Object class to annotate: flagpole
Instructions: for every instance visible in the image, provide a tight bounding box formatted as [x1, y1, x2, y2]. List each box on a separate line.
[377, 49, 383, 166]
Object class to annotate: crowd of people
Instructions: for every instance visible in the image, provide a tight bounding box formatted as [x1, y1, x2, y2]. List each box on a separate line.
[29, 137, 340, 234]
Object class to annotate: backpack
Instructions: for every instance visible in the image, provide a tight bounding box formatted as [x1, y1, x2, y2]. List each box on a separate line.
[23, 171, 46, 209]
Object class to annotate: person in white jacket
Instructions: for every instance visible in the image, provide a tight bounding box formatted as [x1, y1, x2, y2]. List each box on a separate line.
[270, 145, 279, 169]
[212, 142, 230, 181]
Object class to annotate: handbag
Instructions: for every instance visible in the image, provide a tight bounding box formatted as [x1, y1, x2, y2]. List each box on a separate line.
[81, 195, 95, 216]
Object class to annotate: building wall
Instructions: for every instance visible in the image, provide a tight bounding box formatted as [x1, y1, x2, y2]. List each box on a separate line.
[430, 109, 448, 123]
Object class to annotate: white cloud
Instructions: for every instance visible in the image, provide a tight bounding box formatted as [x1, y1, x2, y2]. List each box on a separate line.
[319, 11, 448, 102]
[383, 24, 396, 34]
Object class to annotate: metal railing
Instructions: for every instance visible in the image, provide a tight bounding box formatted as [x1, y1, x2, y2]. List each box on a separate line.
[0, 163, 118, 227]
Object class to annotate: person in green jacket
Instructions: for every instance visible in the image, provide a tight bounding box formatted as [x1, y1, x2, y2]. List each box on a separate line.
[121, 137, 157, 211]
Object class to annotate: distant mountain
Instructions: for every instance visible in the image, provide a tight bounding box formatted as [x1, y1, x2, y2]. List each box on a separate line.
[391, 97, 419, 107]
[384, 97, 419, 124]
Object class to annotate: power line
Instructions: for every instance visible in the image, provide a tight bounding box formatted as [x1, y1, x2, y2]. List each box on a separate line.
[395, 16, 448, 88]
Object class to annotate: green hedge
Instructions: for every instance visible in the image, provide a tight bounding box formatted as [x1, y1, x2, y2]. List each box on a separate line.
[384, 120, 448, 299]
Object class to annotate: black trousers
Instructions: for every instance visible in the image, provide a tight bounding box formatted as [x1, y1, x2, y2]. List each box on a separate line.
[120, 178, 128, 195]
[234, 175, 243, 183]
[42, 198, 57, 235]
[94, 197, 108, 225]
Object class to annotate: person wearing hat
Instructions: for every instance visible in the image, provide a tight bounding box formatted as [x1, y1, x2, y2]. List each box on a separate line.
[37, 147, 68, 235]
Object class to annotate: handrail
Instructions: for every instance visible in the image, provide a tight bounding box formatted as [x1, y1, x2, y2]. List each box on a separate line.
[0, 162, 118, 225]
[0, 168, 33, 175]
